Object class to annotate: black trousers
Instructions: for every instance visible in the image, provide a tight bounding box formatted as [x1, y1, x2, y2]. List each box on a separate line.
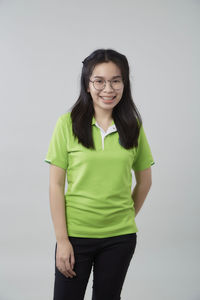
[53, 232, 137, 300]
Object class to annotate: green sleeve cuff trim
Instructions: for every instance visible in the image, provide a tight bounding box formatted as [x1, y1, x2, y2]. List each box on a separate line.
[44, 158, 67, 170]
[133, 161, 155, 171]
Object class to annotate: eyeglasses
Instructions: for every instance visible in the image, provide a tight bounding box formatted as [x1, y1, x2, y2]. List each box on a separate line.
[89, 78, 124, 91]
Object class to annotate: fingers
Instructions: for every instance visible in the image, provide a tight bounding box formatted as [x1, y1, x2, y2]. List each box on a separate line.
[56, 241, 77, 278]
[65, 258, 76, 278]
[57, 265, 69, 278]
[57, 254, 76, 278]
[70, 252, 75, 270]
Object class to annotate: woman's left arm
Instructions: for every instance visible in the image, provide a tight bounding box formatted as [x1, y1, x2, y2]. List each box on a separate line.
[131, 167, 152, 217]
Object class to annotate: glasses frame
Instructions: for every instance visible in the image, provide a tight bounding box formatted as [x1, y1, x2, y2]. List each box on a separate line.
[89, 78, 124, 91]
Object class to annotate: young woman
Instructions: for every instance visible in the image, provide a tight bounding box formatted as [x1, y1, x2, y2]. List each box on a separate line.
[44, 48, 155, 300]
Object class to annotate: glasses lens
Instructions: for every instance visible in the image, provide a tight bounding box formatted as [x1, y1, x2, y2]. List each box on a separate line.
[111, 79, 123, 90]
[93, 79, 105, 90]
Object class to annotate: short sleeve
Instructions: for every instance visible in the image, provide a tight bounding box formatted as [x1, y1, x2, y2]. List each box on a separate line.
[44, 116, 68, 170]
[132, 125, 155, 171]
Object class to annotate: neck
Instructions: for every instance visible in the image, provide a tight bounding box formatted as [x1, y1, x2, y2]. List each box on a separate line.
[94, 108, 113, 123]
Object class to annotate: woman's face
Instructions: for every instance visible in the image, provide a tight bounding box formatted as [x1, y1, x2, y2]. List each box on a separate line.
[87, 61, 124, 113]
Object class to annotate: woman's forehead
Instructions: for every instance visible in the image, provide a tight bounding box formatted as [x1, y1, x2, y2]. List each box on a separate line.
[91, 62, 122, 78]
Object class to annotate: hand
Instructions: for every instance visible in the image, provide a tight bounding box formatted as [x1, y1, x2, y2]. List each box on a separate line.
[56, 239, 77, 278]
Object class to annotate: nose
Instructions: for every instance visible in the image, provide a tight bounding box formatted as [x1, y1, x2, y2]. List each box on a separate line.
[103, 80, 114, 92]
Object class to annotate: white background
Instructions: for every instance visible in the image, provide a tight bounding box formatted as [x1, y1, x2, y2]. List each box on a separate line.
[0, 0, 199, 299]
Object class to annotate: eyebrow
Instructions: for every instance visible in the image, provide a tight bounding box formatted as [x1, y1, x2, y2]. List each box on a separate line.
[93, 75, 122, 79]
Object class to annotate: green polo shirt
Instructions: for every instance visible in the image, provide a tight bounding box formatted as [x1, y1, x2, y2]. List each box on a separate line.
[44, 112, 155, 238]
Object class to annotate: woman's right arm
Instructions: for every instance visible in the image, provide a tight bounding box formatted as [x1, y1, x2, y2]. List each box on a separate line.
[49, 164, 76, 278]
[49, 164, 68, 242]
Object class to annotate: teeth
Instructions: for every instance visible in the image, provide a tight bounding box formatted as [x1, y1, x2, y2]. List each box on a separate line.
[101, 97, 115, 100]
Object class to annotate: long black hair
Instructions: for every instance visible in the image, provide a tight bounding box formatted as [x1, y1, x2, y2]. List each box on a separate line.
[68, 48, 142, 150]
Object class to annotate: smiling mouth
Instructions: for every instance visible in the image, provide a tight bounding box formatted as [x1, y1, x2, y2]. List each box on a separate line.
[100, 96, 116, 101]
